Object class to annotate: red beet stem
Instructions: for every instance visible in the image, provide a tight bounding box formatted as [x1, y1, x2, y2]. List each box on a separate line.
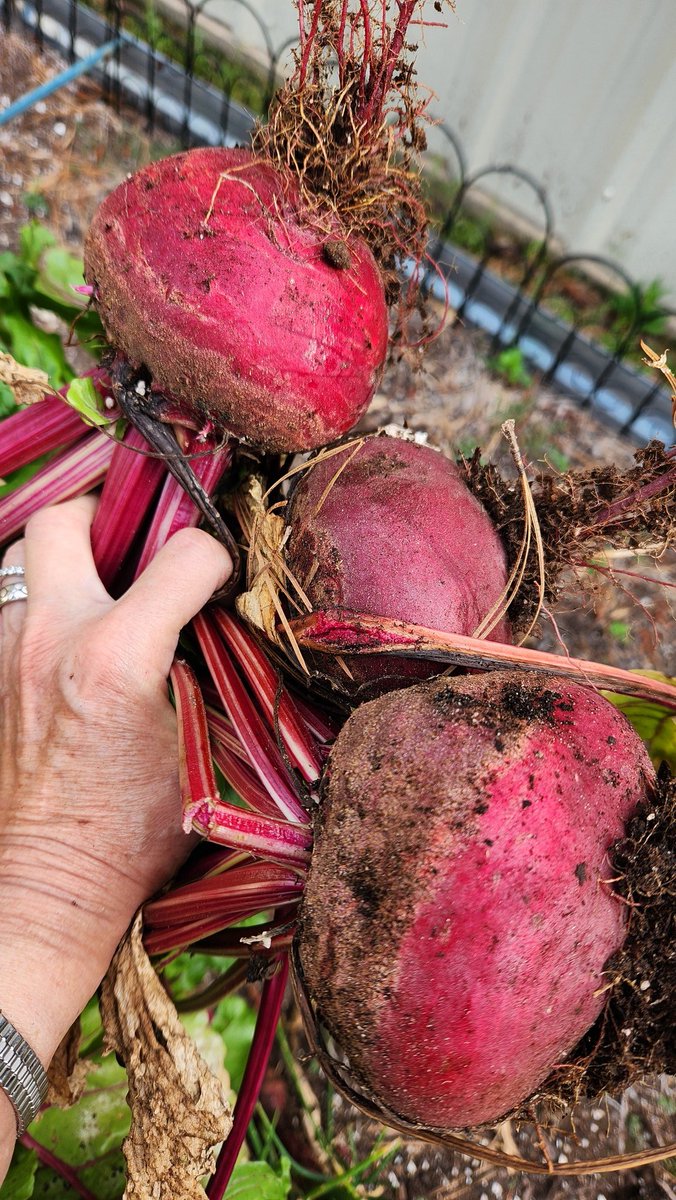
[211, 736, 289, 820]
[212, 610, 322, 784]
[0, 393, 88, 478]
[194, 612, 308, 824]
[290, 608, 676, 712]
[0, 432, 113, 545]
[145, 862, 302, 929]
[207, 958, 289, 1200]
[91, 424, 167, 589]
[134, 434, 234, 576]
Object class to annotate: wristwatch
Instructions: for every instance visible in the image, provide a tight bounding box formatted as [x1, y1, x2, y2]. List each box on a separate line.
[0, 1012, 48, 1135]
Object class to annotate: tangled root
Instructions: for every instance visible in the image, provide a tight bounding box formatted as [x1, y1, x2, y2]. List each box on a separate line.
[462, 442, 676, 632]
[255, 1, 456, 341]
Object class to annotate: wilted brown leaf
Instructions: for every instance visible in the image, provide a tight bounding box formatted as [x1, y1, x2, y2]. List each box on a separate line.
[46, 1017, 88, 1108]
[0, 351, 54, 406]
[100, 914, 232, 1199]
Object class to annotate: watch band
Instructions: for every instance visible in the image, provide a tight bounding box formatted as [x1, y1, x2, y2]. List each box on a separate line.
[0, 1012, 48, 1135]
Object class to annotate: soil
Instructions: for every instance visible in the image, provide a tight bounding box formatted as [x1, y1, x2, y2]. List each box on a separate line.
[2, 27, 674, 1200]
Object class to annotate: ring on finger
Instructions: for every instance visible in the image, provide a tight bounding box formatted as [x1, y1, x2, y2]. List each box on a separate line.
[0, 566, 25, 579]
[0, 582, 28, 606]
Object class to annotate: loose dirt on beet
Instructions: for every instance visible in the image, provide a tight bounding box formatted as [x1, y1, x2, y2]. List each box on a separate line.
[2, 29, 675, 1200]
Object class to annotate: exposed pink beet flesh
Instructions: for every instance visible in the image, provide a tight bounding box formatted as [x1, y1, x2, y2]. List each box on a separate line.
[285, 433, 511, 689]
[84, 147, 389, 453]
[297, 671, 655, 1128]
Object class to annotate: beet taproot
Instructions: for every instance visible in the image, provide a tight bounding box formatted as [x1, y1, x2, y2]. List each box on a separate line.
[283, 433, 511, 691]
[84, 147, 388, 453]
[297, 671, 655, 1129]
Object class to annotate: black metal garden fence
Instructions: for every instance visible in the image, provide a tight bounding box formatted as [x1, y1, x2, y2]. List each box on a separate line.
[2, 0, 674, 445]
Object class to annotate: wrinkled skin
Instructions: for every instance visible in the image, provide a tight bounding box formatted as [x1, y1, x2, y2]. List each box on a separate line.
[298, 671, 655, 1128]
[85, 147, 388, 452]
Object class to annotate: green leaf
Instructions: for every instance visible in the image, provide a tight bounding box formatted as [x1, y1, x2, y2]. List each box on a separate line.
[65, 376, 109, 427]
[0, 381, 18, 420]
[0, 1145, 38, 1200]
[0, 458, 49, 500]
[28, 1055, 130, 1200]
[604, 671, 676, 772]
[0, 314, 72, 390]
[227, 1159, 292, 1200]
[19, 224, 56, 271]
[162, 954, 257, 1094]
[34, 247, 87, 310]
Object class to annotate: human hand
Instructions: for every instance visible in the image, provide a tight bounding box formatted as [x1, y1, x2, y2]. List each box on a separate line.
[0, 496, 232, 1070]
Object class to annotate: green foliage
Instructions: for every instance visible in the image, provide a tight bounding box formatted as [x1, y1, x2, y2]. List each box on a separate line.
[608, 619, 631, 644]
[0, 1146, 38, 1200]
[227, 1160, 292, 1200]
[607, 278, 670, 338]
[121, 0, 269, 113]
[604, 672, 676, 772]
[488, 346, 533, 388]
[0, 223, 102, 419]
[162, 953, 257, 1092]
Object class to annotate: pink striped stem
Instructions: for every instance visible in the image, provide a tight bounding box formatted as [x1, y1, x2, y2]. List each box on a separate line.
[91, 424, 168, 589]
[172, 845, 252, 887]
[0, 432, 114, 545]
[171, 660, 311, 866]
[211, 609, 322, 784]
[207, 957, 289, 1200]
[290, 688, 341, 744]
[134, 435, 234, 575]
[206, 705, 254, 765]
[144, 892, 300, 955]
[187, 798, 311, 867]
[171, 658, 221, 820]
[290, 608, 676, 713]
[211, 736, 286, 820]
[0, 368, 110, 478]
[145, 862, 303, 928]
[194, 612, 308, 824]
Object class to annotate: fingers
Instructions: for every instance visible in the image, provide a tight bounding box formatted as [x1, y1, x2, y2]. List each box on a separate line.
[107, 529, 233, 679]
[23, 496, 110, 617]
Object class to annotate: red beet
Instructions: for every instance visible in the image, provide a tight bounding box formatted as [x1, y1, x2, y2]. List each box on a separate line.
[84, 147, 388, 453]
[284, 433, 511, 689]
[297, 671, 655, 1128]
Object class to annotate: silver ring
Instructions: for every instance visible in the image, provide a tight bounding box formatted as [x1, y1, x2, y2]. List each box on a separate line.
[0, 583, 28, 607]
[0, 566, 25, 579]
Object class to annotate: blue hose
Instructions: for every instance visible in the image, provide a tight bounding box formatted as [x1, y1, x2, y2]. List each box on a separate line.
[0, 37, 122, 127]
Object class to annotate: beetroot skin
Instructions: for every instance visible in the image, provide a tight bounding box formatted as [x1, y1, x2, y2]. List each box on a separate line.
[84, 147, 388, 452]
[297, 671, 655, 1129]
[285, 433, 511, 687]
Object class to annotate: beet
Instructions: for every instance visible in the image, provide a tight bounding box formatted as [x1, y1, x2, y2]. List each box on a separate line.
[84, 147, 388, 452]
[284, 433, 511, 690]
[297, 671, 655, 1129]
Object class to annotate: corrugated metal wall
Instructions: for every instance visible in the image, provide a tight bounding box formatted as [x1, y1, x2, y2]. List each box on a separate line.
[213, 0, 676, 301]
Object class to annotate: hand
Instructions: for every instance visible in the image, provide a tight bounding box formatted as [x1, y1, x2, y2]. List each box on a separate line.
[0, 496, 232, 1073]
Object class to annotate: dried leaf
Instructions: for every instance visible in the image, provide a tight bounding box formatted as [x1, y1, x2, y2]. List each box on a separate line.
[100, 914, 232, 1199]
[46, 1017, 88, 1108]
[0, 351, 54, 406]
[235, 475, 287, 642]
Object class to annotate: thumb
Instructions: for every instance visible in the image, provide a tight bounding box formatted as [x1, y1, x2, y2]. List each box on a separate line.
[107, 528, 233, 676]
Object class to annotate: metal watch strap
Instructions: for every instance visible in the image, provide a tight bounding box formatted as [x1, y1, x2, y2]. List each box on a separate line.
[0, 1012, 48, 1135]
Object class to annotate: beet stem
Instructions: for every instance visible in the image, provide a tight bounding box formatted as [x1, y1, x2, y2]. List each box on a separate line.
[110, 363, 241, 589]
[194, 612, 309, 823]
[290, 608, 676, 712]
[206, 957, 289, 1200]
[0, 373, 103, 477]
[212, 610, 322, 784]
[0, 432, 113, 546]
[91, 423, 167, 588]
